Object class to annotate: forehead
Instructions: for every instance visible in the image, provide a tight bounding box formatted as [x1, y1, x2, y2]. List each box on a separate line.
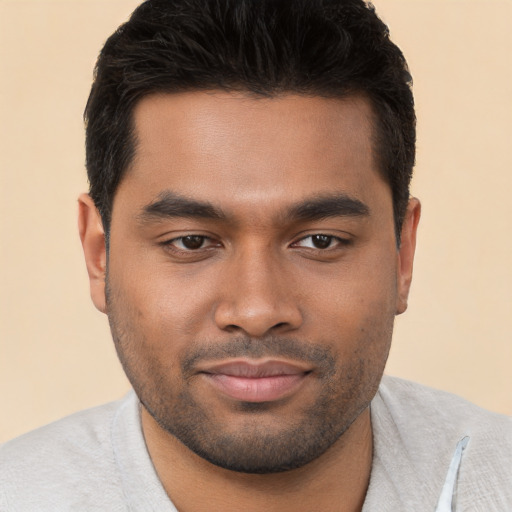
[117, 91, 389, 217]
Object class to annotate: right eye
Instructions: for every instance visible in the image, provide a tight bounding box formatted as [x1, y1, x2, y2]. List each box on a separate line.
[160, 234, 223, 260]
[169, 235, 210, 251]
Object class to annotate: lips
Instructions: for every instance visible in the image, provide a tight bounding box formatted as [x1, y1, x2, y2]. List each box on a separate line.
[200, 360, 310, 402]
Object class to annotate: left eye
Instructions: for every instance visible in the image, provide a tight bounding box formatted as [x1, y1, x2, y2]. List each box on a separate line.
[293, 234, 343, 250]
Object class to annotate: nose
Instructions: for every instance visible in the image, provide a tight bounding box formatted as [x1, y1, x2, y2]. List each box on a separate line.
[214, 246, 303, 338]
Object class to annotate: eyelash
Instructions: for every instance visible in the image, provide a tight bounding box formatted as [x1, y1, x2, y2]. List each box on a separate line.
[161, 235, 219, 253]
[291, 234, 351, 250]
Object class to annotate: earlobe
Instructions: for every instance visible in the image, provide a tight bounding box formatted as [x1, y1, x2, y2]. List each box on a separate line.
[396, 197, 421, 315]
[78, 193, 107, 314]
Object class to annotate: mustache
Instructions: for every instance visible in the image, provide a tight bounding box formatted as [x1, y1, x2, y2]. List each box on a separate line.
[181, 336, 336, 376]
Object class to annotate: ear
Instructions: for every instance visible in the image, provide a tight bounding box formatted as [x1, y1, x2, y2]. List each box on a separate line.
[78, 193, 107, 313]
[396, 197, 421, 315]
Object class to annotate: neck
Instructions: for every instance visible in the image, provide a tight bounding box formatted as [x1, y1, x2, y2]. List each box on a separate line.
[142, 407, 373, 512]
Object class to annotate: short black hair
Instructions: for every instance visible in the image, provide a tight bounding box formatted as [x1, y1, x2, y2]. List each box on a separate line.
[85, 0, 415, 239]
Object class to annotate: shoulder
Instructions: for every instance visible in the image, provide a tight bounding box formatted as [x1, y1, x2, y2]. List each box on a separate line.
[376, 375, 511, 437]
[0, 392, 138, 511]
[372, 376, 512, 511]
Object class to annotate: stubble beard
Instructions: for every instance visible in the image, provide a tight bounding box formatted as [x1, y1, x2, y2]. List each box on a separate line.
[105, 281, 392, 474]
[141, 345, 372, 474]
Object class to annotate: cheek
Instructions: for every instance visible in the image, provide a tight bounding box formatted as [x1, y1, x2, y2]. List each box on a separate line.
[108, 247, 217, 339]
[106, 269, 187, 388]
[301, 260, 397, 353]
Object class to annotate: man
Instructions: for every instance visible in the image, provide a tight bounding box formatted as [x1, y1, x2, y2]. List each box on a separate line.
[1, 0, 510, 510]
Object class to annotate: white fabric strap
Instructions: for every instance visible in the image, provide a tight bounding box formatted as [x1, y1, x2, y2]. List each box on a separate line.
[434, 436, 470, 512]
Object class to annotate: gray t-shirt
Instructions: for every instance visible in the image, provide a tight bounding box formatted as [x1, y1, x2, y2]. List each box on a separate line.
[1, 376, 511, 511]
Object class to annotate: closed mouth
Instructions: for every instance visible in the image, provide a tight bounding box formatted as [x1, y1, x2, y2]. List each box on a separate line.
[199, 359, 312, 402]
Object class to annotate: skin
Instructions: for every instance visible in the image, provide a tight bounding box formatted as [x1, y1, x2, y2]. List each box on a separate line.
[79, 91, 420, 511]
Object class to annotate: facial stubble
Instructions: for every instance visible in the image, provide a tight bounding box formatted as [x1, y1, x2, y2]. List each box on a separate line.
[105, 278, 393, 474]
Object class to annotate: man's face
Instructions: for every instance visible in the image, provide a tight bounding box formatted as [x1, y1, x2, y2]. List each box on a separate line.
[86, 92, 417, 473]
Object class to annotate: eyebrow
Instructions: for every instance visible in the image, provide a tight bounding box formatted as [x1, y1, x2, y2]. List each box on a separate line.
[284, 194, 370, 222]
[139, 191, 226, 222]
[138, 191, 369, 224]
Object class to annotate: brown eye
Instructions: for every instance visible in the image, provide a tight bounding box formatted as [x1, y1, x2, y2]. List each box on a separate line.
[292, 234, 350, 251]
[310, 235, 333, 249]
[179, 235, 206, 250]
[162, 234, 222, 258]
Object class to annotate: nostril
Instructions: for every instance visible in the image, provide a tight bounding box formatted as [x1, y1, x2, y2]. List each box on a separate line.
[214, 300, 303, 337]
[220, 321, 291, 336]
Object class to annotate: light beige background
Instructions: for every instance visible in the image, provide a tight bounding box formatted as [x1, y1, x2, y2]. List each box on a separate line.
[1, 0, 511, 443]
